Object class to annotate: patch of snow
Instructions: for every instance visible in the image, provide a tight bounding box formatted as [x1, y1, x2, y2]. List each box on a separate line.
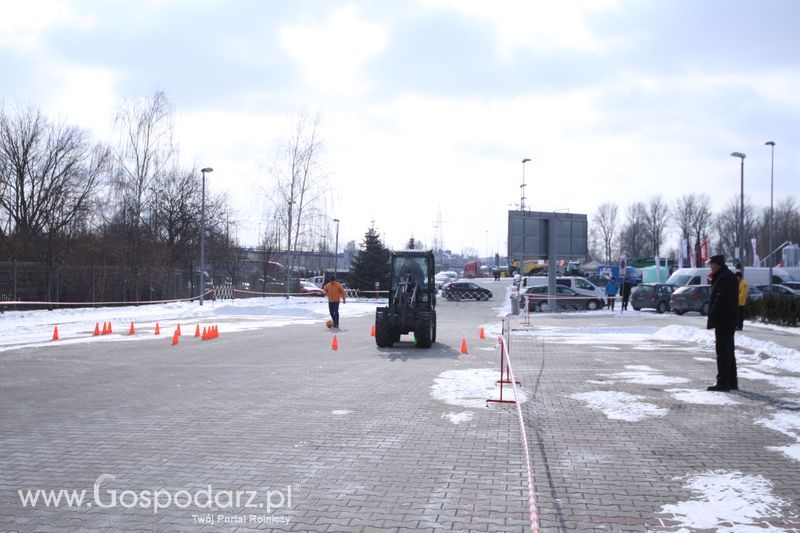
[666, 388, 739, 405]
[431, 368, 528, 409]
[442, 411, 474, 424]
[570, 391, 667, 421]
[600, 366, 691, 386]
[658, 470, 793, 532]
[756, 412, 800, 462]
[331, 410, 351, 415]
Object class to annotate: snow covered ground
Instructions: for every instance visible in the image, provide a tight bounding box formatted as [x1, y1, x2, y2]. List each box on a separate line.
[0, 297, 382, 353]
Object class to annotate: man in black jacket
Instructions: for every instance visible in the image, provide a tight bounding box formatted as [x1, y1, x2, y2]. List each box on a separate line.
[706, 254, 738, 391]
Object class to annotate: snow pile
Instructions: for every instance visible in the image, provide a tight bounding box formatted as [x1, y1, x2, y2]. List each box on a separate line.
[570, 391, 667, 422]
[658, 470, 793, 532]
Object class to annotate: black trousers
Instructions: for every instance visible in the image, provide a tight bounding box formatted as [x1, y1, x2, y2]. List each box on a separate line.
[737, 306, 744, 330]
[328, 302, 340, 327]
[714, 326, 737, 389]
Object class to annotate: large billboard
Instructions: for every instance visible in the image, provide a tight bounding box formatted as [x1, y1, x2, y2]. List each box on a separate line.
[507, 210, 588, 260]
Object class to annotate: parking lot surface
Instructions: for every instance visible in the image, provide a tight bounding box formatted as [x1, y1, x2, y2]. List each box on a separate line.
[2, 284, 800, 532]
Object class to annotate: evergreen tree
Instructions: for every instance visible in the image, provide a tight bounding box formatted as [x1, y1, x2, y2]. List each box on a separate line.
[406, 236, 416, 249]
[349, 225, 390, 291]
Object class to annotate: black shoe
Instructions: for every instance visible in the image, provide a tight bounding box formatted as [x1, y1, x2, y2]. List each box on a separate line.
[707, 385, 731, 392]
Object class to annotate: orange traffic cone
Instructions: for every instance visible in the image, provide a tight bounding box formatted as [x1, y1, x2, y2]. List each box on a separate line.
[176, 324, 181, 336]
[202, 327, 208, 340]
[479, 326, 486, 340]
[213, 325, 219, 338]
[172, 330, 179, 345]
[94, 323, 100, 336]
[370, 324, 375, 337]
[129, 322, 136, 335]
[52, 326, 59, 341]
[460, 338, 468, 354]
[108, 322, 113, 334]
[154, 323, 160, 335]
[194, 324, 200, 337]
[101, 322, 108, 335]
[331, 335, 339, 351]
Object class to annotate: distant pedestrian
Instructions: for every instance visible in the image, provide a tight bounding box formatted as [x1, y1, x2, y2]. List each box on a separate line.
[706, 255, 738, 392]
[323, 275, 346, 328]
[605, 277, 619, 311]
[621, 279, 632, 310]
[735, 272, 747, 331]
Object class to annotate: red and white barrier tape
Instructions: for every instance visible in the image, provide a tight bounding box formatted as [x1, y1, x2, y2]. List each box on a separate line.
[0, 290, 214, 307]
[232, 288, 389, 298]
[497, 330, 541, 533]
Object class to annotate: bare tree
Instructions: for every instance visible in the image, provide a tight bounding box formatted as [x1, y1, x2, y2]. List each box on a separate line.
[112, 91, 177, 299]
[268, 114, 327, 294]
[772, 197, 800, 258]
[0, 105, 110, 299]
[713, 195, 758, 263]
[590, 202, 619, 262]
[672, 193, 712, 265]
[618, 202, 648, 259]
[643, 195, 671, 257]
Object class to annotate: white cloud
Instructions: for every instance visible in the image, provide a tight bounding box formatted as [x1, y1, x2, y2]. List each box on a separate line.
[279, 4, 388, 96]
[421, 0, 621, 60]
[0, 1, 93, 51]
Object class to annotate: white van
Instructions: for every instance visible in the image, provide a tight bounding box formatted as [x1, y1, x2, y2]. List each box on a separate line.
[665, 267, 792, 287]
[523, 276, 606, 301]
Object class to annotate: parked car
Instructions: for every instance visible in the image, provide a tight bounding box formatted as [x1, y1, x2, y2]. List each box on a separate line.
[670, 285, 711, 315]
[630, 283, 675, 313]
[780, 281, 800, 292]
[434, 273, 452, 290]
[520, 285, 604, 312]
[442, 282, 493, 301]
[748, 285, 764, 302]
[756, 284, 800, 299]
[299, 281, 324, 296]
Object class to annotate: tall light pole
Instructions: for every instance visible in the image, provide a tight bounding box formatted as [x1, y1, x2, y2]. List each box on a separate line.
[520, 158, 531, 277]
[199, 167, 213, 305]
[333, 218, 340, 277]
[766, 141, 775, 294]
[730, 152, 746, 277]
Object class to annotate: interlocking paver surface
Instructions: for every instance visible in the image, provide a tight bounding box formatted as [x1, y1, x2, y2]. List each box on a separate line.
[2, 293, 799, 532]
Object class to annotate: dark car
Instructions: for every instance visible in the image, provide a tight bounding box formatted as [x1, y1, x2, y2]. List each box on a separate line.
[442, 282, 493, 301]
[782, 281, 800, 292]
[756, 284, 800, 299]
[670, 285, 711, 315]
[520, 285, 604, 312]
[630, 283, 675, 313]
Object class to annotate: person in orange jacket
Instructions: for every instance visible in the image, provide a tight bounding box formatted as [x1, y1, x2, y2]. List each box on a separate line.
[323, 274, 346, 328]
[735, 271, 748, 331]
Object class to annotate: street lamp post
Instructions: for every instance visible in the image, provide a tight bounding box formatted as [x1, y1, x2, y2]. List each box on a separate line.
[730, 152, 746, 277]
[199, 167, 213, 305]
[333, 218, 340, 277]
[520, 158, 531, 277]
[766, 141, 775, 294]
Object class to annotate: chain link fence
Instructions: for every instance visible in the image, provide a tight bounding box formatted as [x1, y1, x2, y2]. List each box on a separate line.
[0, 261, 207, 308]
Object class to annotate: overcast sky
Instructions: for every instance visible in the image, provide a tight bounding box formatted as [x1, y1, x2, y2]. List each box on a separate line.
[2, 0, 799, 256]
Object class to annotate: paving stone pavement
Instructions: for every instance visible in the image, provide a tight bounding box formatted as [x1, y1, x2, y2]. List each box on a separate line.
[1, 295, 800, 532]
